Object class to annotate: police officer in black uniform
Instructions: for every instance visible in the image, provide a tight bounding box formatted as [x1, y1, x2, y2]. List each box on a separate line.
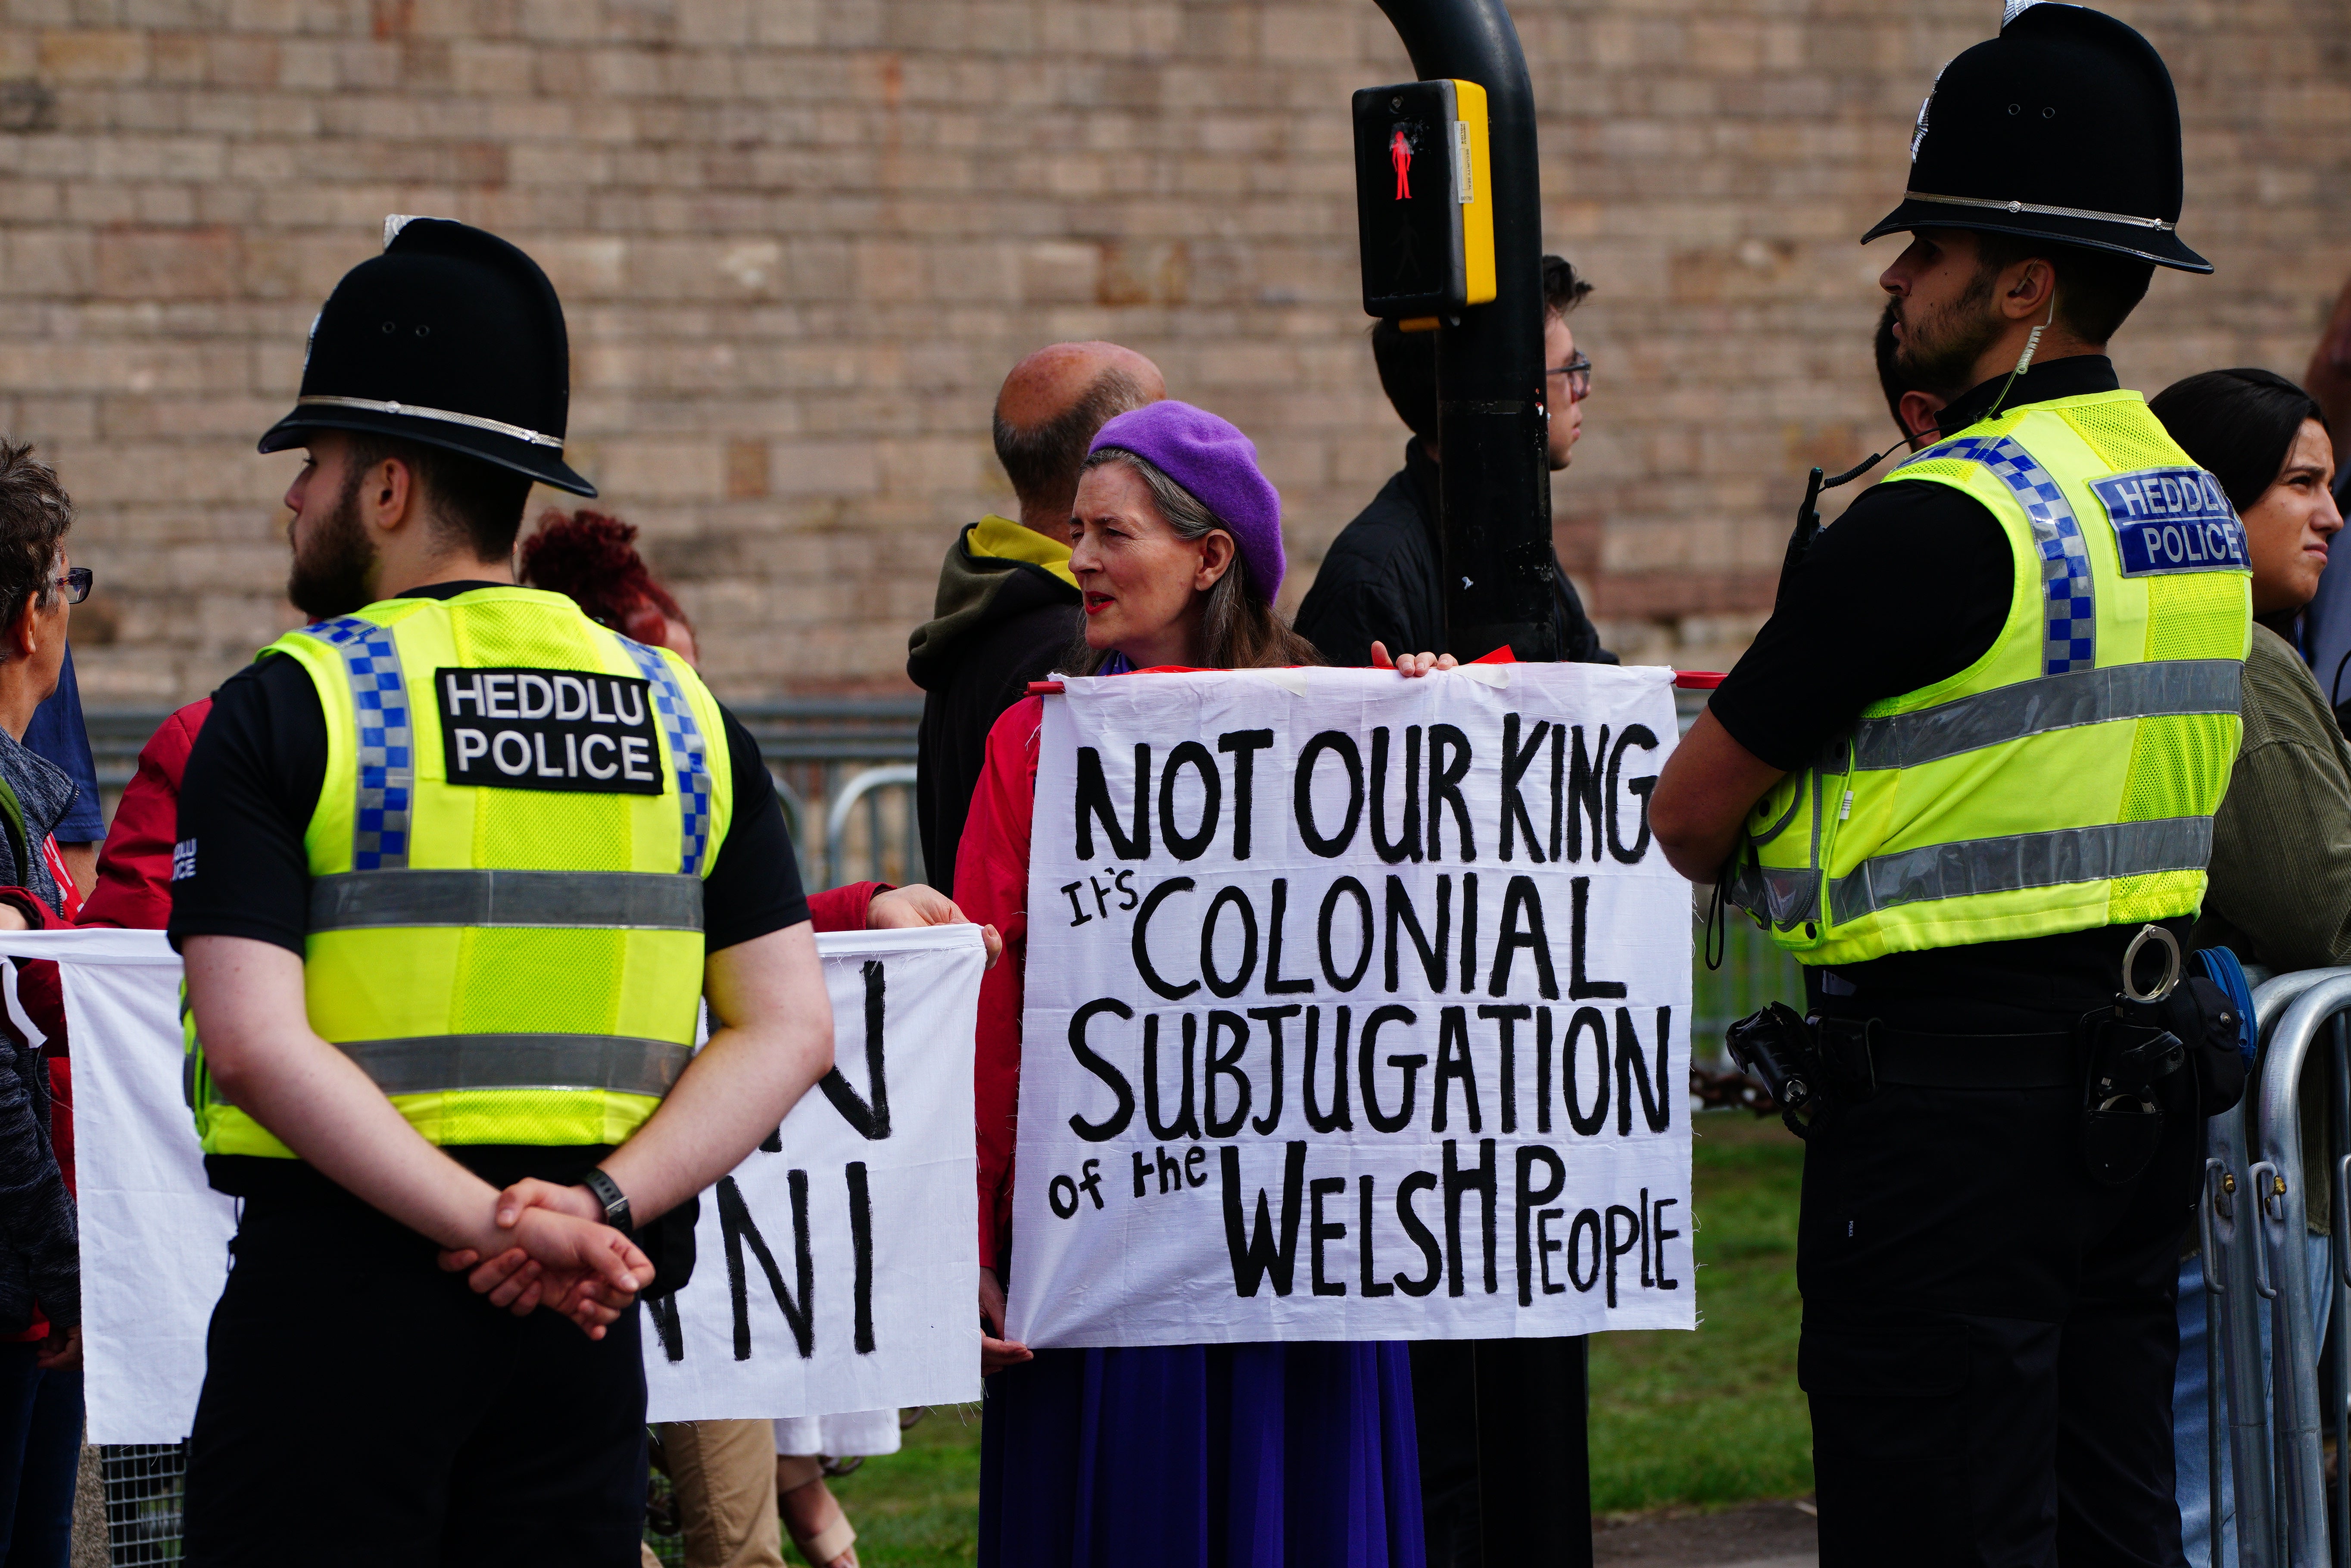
[1653, 8, 2242, 1563]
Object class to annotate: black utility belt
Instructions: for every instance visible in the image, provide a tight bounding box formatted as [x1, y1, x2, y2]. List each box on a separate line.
[1814, 1017, 2080, 1092]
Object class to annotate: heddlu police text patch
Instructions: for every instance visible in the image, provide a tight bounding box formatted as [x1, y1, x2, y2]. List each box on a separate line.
[437, 667, 663, 796]
[2090, 467, 2249, 577]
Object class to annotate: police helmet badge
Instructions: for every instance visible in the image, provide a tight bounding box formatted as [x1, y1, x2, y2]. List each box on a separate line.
[257, 217, 596, 496]
[1863, 3, 2210, 274]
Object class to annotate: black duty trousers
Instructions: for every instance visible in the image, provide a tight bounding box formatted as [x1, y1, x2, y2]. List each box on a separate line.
[1798, 1047, 2201, 1568]
[182, 1185, 649, 1568]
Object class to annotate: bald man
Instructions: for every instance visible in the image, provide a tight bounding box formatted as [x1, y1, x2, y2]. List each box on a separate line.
[907, 343, 1165, 890]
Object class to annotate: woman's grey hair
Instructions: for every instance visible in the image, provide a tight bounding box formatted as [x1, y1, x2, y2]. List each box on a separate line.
[1076, 445, 1248, 663]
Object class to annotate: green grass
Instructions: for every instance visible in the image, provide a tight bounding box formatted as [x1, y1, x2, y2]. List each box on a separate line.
[797, 1405, 985, 1568]
[1588, 1109, 1813, 1512]
[770, 1111, 1811, 1560]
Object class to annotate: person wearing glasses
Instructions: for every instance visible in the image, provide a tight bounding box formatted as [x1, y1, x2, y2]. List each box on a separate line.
[0, 441, 96, 1568]
[1293, 253, 1614, 669]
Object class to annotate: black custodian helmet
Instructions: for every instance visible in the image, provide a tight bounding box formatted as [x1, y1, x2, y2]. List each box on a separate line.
[258, 216, 596, 496]
[1862, 2, 2210, 274]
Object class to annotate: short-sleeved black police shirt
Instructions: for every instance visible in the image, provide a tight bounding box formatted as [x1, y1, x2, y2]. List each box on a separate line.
[1706, 357, 2192, 1022]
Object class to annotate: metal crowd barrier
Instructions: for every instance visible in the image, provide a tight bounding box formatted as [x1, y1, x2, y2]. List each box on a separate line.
[2205, 966, 2351, 1568]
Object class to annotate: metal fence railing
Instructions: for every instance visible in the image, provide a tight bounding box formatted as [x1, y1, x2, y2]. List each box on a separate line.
[2208, 966, 2351, 1568]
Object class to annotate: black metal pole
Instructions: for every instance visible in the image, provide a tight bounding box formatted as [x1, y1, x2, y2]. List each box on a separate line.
[1372, 6, 1588, 1563]
[1373, 0, 1558, 663]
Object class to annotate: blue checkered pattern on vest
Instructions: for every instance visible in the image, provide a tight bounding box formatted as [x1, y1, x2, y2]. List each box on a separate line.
[295, 617, 413, 871]
[1905, 432, 2097, 676]
[617, 638, 714, 876]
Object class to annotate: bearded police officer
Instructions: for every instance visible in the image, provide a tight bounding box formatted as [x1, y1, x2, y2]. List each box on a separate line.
[1653, 8, 2244, 1562]
[171, 218, 836, 1565]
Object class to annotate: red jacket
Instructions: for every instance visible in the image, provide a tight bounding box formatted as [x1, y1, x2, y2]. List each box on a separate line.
[955, 694, 1046, 1273]
[82, 699, 209, 931]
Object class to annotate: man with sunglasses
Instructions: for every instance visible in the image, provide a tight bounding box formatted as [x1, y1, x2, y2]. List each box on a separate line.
[1294, 253, 1614, 668]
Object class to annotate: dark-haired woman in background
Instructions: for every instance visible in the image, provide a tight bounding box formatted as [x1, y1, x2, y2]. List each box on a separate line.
[2150, 367, 2345, 1564]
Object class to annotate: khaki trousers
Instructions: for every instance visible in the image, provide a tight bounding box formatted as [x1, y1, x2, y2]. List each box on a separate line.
[645, 1419, 783, 1568]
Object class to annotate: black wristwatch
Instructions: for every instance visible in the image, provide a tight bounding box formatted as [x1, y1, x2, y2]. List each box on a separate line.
[581, 1167, 633, 1234]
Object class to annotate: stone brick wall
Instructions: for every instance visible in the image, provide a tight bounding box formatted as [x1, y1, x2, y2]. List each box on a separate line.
[0, 0, 2342, 704]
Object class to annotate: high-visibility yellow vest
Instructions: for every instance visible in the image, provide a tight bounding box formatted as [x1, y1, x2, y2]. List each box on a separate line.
[189, 586, 737, 1157]
[1728, 390, 2248, 967]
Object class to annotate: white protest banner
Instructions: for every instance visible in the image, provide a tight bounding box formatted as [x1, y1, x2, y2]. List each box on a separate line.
[19, 924, 982, 1443]
[642, 925, 983, 1421]
[1007, 663, 1692, 1347]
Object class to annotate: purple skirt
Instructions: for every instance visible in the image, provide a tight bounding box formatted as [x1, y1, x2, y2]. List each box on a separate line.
[977, 1342, 1425, 1568]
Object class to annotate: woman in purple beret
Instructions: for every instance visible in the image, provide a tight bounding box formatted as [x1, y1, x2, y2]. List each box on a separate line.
[955, 401, 1448, 1568]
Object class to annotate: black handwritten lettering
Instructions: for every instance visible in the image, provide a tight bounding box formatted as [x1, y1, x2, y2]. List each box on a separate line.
[1565, 1006, 1610, 1136]
[1607, 725, 1659, 865]
[1218, 730, 1273, 860]
[1310, 1176, 1348, 1296]
[1303, 1006, 1354, 1132]
[1221, 1142, 1307, 1297]
[1443, 1138, 1498, 1297]
[1264, 880, 1313, 994]
[1201, 887, 1259, 999]
[1160, 740, 1222, 861]
[1515, 1145, 1567, 1306]
[1605, 1204, 1642, 1308]
[1616, 1006, 1674, 1135]
[1359, 1005, 1423, 1133]
[1427, 724, 1475, 861]
[718, 1171, 814, 1360]
[1490, 875, 1561, 999]
[1133, 878, 1199, 999]
[1246, 1005, 1299, 1134]
[1384, 874, 1451, 992]
[846, 1161, 875, 1353]
[1204, 1010, 1252, 1138]
[1568, 725, 1606, 862]
[1370, 726, 1423, 864]
[1144, 1013, 1201, 1140]
[1294, 733, 1365, 858]
[1395, 1171, 1443, 1297]
[1066, 999, 1136, 1141]
[1500, 713, 1550, 863]
[817, 959, 892, 1139]
[1569, 877, 1626, 1000]
[1478, 1004, 1531, 1134]
[1076, 744, 1151, 860]
[1359, 1175, 1394, 1297]
[1318, 878, 1375, 991]
[1432, 1006, 1481, 1134]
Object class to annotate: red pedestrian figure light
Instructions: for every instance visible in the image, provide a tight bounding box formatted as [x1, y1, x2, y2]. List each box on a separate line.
[1391, 129, 1412, 199]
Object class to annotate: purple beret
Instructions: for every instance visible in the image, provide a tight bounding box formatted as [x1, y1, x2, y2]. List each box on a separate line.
[1088, 401, 1284, 602]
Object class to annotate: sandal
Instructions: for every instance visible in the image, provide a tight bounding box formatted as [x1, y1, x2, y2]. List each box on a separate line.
[776, 1455, 858, 1568]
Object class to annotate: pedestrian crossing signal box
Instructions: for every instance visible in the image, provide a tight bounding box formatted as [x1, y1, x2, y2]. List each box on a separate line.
[1353, 78, 1495, 322]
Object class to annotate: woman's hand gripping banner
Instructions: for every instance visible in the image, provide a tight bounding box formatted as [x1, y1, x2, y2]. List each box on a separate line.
[1008, 663, 1694, 1346]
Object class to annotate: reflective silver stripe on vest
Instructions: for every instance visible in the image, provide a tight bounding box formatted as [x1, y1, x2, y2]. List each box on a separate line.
[1828, 816, 2213, 923]
[1849, 660, 2242, 773]
[309, 869, 705, 932]
[1726, 861, 1818, 928]
[332, 1034, 693, 1098]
